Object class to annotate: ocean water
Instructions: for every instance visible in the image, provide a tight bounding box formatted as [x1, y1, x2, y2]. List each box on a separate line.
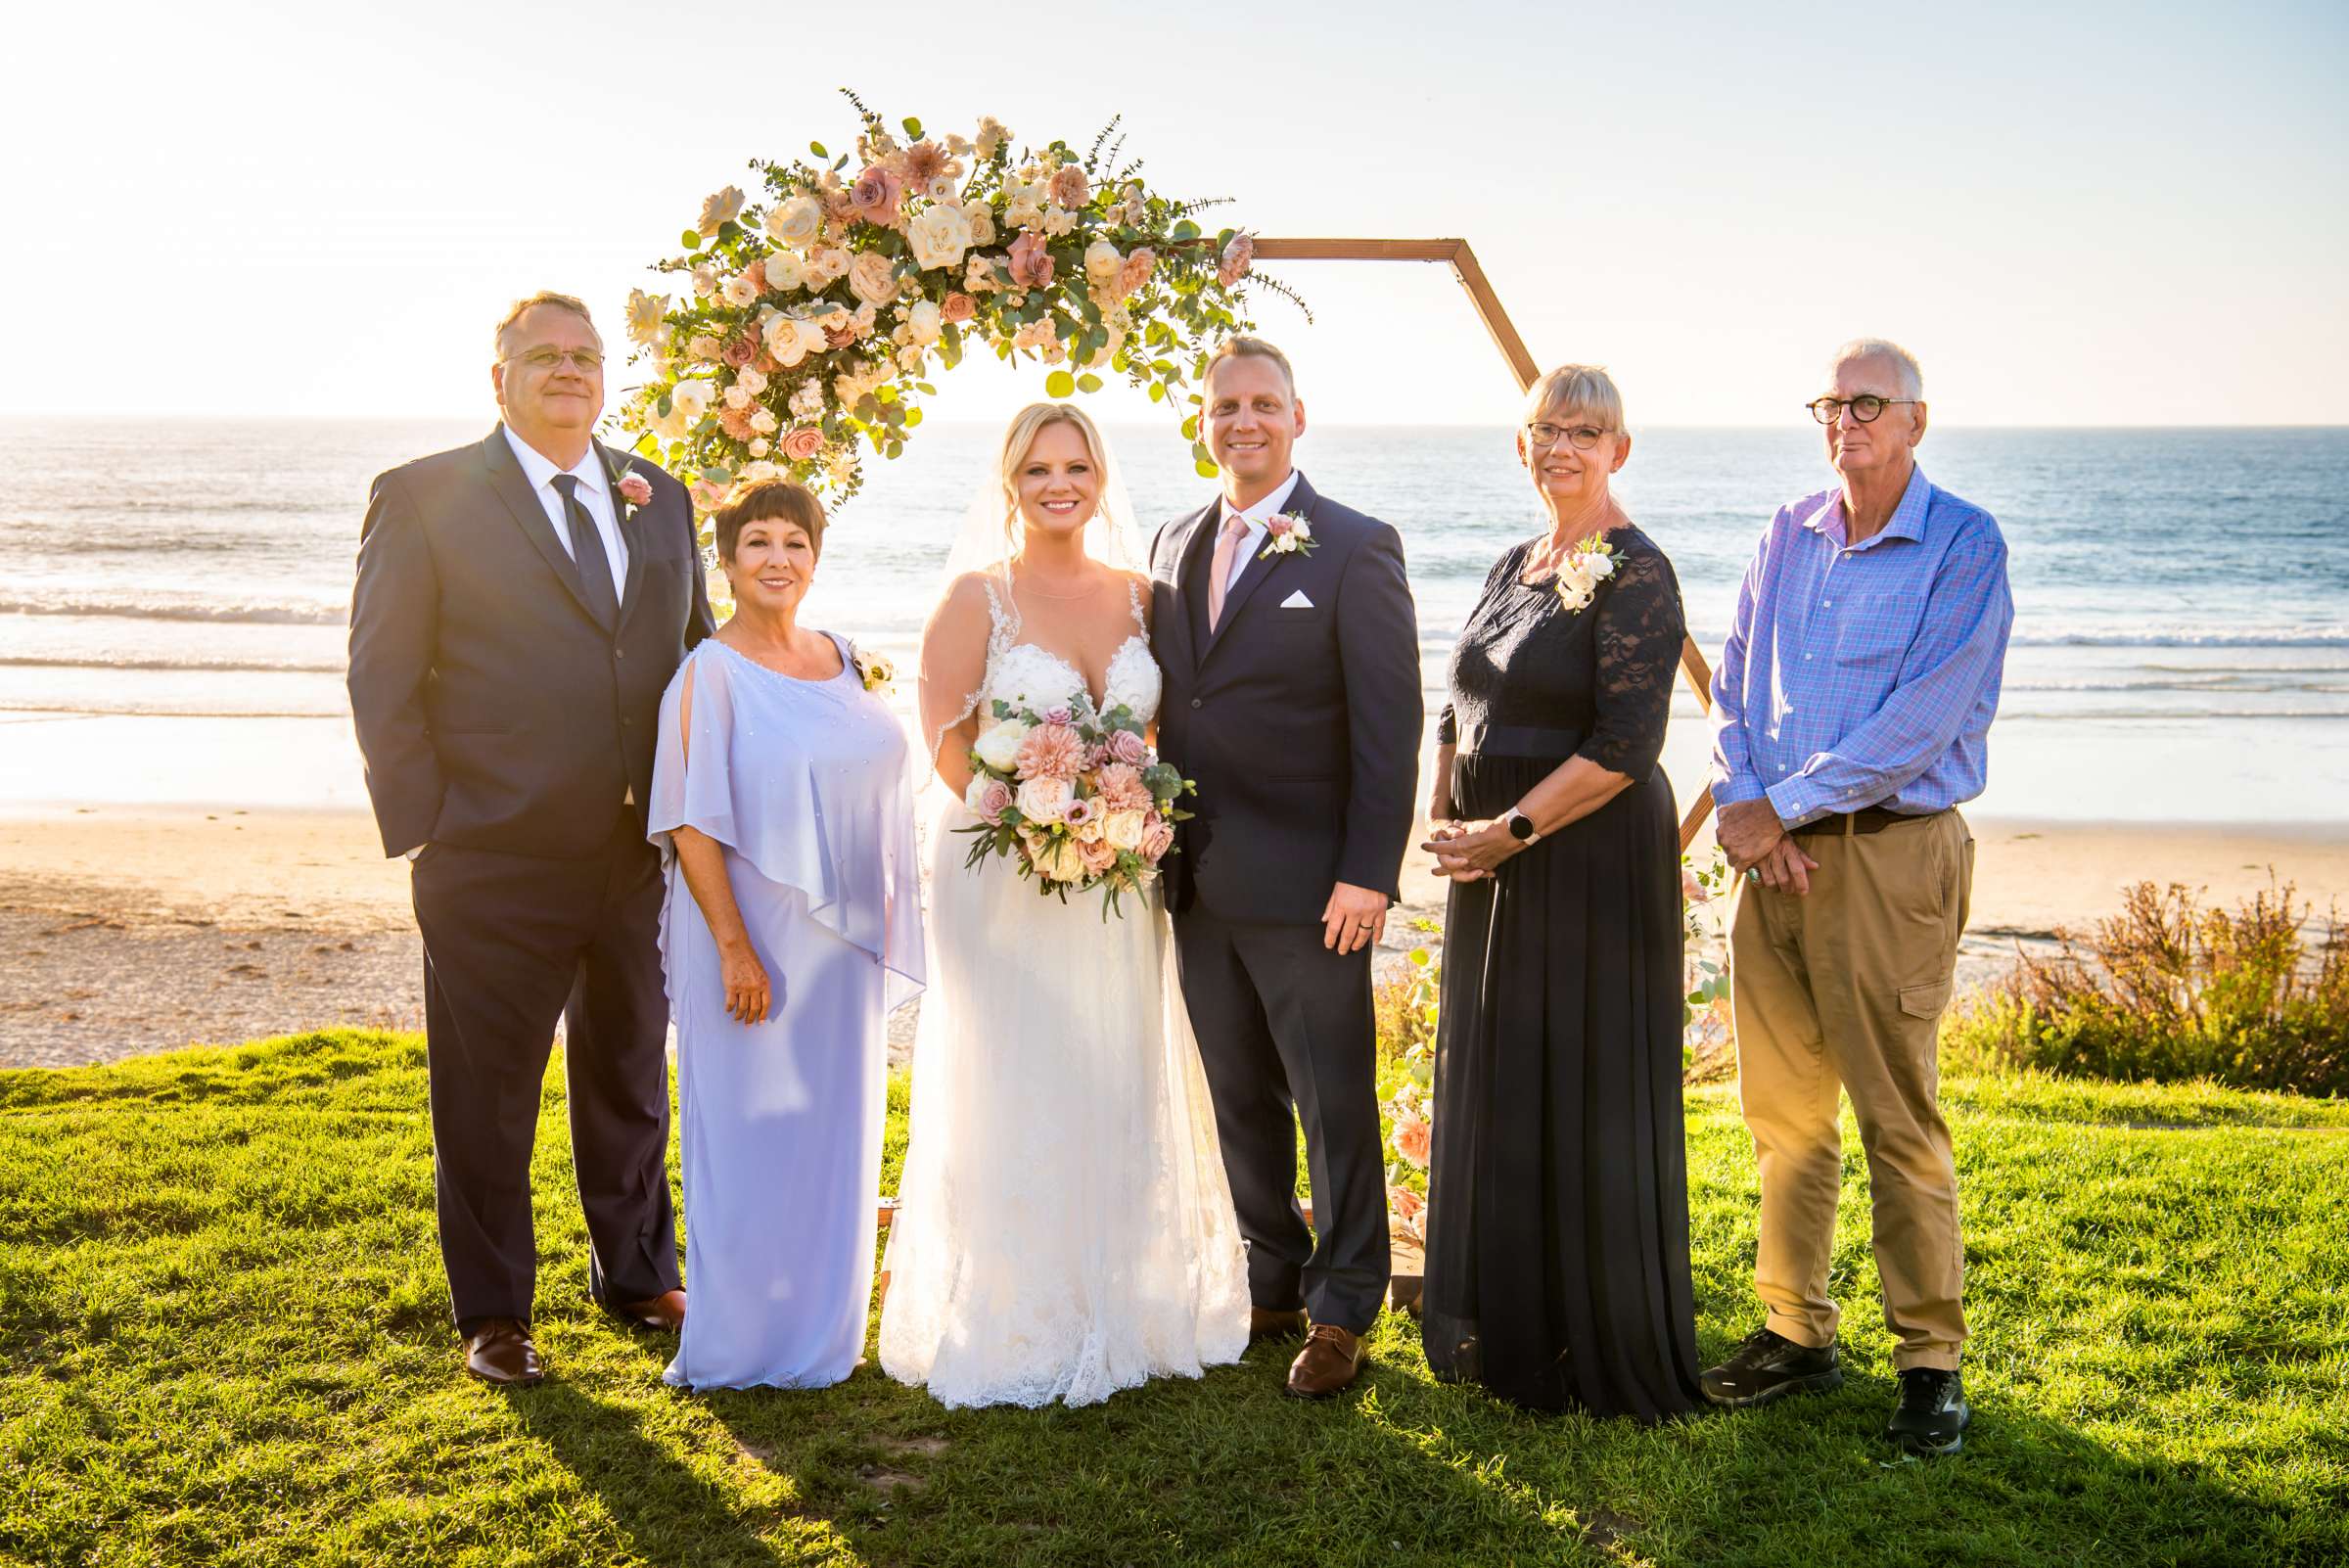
[3, 417, 2344, 821]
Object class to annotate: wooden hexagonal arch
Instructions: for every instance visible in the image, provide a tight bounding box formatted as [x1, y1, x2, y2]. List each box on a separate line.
[1251, 239, 1718, 849]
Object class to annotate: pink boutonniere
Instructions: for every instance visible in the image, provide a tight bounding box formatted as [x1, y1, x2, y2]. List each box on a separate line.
[606, 450, 655, 521]
[1257, 508, 1317, 561]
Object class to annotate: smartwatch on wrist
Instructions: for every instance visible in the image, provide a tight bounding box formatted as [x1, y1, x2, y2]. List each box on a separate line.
[1503, 807, 1542, 845]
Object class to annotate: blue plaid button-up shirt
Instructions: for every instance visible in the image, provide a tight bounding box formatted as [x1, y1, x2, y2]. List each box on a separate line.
[1709, 463, 2012, 826]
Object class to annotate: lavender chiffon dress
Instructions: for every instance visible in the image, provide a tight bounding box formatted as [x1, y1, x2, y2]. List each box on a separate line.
[649, 634, 924, 1390]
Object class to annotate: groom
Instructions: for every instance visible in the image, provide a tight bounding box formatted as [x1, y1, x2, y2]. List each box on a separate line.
[1150, 336, 1422, 1399]
[347, 292, 713, 1385]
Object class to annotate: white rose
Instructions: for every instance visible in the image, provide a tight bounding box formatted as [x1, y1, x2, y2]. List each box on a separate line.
[1102, 808, 1147, 852]
[976, 115, 1009, 161]
[963, 774, 995, 816]
[1041, 207, 1077, 238]
[750, 406, 778, 435]
[1073, 816, 1106, 845]
[625, 289, 668, 346]
[1083, 240, 1123, 287]
[735, 365, 767, 395]
[905, 299, 943, 346]
[1004, 199, 1044, 231]
[764, 317, 810, 368]
[897, 344, 928, 374]
[972, 719, 1031, 773]
[764, 194, 823, 249]
[748, 438, 771, 457]
[1015, 775, 1074, 825]
[723, 384, 752, 410]
[699, 185, 745, 235]
[763, 253, 806, 293]
[743, 459, 779, 482]
[967, 210, 997, 246]
[669, 379, 715, 421]
[848, 251, 902, 306]
[651, 400, 690, 442]
[691, 263, 717, 298]
[906, 204, 975, 271]
[1589, 551, 1617, 578]
[720, 274, 758, 307]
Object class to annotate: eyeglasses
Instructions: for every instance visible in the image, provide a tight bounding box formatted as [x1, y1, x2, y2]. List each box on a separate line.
[1806, 394, 1919, 425]
[504, 347, 605, 373]
[1525, 422, 1611, 450]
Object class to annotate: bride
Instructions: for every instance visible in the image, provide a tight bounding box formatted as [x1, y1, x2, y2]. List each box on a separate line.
[878, 403, 1250, 1407]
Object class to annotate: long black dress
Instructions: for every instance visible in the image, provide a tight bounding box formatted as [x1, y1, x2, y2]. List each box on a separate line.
[1420, 526, 1704, 1420]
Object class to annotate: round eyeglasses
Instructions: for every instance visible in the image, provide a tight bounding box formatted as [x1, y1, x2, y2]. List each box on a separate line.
[1525, 422, 1611, 450]
[1807, 394, 1919, 425]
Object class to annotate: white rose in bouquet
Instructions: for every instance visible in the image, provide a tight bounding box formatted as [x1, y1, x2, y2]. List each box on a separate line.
[906, 204, 975, 271]
[1083, 239, 1123, 286]
[1015, 774, 1074, 825]
[669, 379, 715, 422]
[972, 718, 1031, 773]
[1035, 836, 1087, 883]
[905, 299, 943, 346]
[765, 194, 823, 249]
[1102, 808, 1147, 853]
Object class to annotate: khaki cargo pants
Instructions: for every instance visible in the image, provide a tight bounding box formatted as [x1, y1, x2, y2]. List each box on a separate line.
[1729, 808, 1974, 1372]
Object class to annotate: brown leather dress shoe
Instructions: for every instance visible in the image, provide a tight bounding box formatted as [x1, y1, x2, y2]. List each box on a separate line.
[1250, 1307, 1310, 1345]
[1285, 1322, 1367, 1400]
[611, 1289, 687, 1333]
[464, 1318, 546, 1386]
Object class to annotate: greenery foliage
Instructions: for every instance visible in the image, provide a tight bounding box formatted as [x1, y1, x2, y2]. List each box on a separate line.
[3, 1030, 2342, 1565]
[1944, 881, 2349, 1096]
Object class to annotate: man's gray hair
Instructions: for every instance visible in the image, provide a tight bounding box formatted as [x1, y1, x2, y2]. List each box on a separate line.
[1827, 337, 1923, 399]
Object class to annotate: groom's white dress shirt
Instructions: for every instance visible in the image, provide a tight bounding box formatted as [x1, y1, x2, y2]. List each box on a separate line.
[1217, 469, 1303, 594]
[503, 426, 630, 603]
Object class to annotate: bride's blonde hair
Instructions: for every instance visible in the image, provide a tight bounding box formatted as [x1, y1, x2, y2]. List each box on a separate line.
[995, 402, 1109, 553]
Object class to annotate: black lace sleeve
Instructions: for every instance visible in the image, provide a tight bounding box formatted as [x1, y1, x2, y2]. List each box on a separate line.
[1576, 537, 1685, 779]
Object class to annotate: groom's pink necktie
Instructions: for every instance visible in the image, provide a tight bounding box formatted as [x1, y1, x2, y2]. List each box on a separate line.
[1207, 513, 1250, 632]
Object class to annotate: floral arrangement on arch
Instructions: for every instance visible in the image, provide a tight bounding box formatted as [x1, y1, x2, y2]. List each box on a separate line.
[619, 90, 1289, 516]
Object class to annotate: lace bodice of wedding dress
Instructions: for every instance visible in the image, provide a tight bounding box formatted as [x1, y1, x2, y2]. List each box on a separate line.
[879, 570, 1248, 1409]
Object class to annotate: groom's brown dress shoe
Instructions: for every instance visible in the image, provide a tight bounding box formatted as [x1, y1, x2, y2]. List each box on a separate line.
[611, 1290, 687, 1333]
[464, 1318, 546, 1386]
[1250, 1308, 1310, 1346]
[1285, 1323, 1367, 1400]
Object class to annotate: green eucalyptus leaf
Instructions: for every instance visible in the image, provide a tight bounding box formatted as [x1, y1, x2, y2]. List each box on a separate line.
[1179, 414, 1199, 439]
[902, 116, 923, 137]
[810, 141, 828, 159]
[1044, 369, 1077, 398]
[1172, 219, 1200, 242]
[1194, 458, 1220, 479]
[1077, 373, 1103, 393]
[1148, 382, 1166, 403]
[681, 230, 703, 252]
[903, 406, 923, 427]
[1190, 440, 1213, 465]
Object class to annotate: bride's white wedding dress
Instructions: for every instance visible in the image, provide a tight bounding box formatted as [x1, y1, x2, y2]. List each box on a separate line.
[879, 577, 1250, 1407]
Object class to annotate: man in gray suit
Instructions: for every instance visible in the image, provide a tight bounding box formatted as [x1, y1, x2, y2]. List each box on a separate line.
[348, 293, 714, 1384]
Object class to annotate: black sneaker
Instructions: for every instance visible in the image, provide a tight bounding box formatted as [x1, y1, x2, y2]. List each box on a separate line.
[1699, 1327, 1844, 1407]
[1885, 1368, 1969, 1455]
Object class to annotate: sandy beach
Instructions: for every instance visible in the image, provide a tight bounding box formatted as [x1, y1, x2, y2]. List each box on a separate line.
[5, 802, 2344, 1072]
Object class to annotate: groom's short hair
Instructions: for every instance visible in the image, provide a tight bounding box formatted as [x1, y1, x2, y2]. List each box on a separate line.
[1204, 335, 1296, 397]
[493, 292, 598, 357]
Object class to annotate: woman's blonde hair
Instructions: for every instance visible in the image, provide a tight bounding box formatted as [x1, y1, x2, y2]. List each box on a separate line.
[994, 402, 1110, 550]
[1523, 364, 1626, 433]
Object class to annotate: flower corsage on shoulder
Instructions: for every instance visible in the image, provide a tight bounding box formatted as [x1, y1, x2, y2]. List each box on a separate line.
[1553, 533, 1618, 613]
[1257, 509, 1316, 561]
[849, 641, 896, 696]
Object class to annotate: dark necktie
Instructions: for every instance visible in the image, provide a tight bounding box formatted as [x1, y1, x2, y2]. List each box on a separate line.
[549, 474, 620, 628]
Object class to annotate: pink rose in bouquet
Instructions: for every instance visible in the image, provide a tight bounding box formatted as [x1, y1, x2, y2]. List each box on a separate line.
[720, 332, 758, 368]
[781, 427, 826, 461]
[941, 291, 976, 325]
[849, 166, 904, 225]
[1046, 164, 1089, 208]
[1117, 247, 1156, 299]
[617, 472, 654, 509]
[1075, 837, 1118, 877]
[1007, 230, 1056, 290]
[1015, 722, 1085, 781]
[1108, 728, 1148, 766]
[974, 778, 1012, 824]
[1140, 814, 1174, 860]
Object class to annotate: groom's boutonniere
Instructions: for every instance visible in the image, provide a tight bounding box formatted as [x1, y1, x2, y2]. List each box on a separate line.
[850, 641, 896, 698]
[606, 451, 655, 522]
[1257, 509, 1316, 561]
[1553, 534, 1618, 614]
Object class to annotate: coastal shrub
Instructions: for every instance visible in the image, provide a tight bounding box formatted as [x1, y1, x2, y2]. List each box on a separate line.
[1944, 881, 2349, 1096]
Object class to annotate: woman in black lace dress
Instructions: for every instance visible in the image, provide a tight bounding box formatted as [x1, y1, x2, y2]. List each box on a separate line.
[1418, 366, 1704, 1420]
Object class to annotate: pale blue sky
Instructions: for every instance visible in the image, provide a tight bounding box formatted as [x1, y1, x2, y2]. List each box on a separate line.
[5, 0, 2342, 427]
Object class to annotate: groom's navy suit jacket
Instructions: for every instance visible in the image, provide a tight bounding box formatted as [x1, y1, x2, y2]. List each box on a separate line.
[1149, 473, 1422, 925]
[347, 426, 714, 860]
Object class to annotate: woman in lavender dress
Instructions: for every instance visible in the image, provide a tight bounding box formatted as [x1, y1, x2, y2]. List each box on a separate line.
[650, 481, 924, 1390]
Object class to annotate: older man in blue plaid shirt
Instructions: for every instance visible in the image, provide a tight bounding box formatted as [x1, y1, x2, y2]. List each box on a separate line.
[1699, 339, 2012, 1457]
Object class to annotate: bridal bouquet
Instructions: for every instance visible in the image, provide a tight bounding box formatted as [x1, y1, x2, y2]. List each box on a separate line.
[956, 699, 1193, 917]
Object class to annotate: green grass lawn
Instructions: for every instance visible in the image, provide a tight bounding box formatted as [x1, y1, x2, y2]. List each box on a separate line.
[2, 1032, 2343, 1567]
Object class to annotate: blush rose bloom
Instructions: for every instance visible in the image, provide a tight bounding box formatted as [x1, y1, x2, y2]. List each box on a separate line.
[1006, 230, 1055, 290]
[941, 292, 976, 325]
[1219, 231, 1255, 287]
[765, 193, 823, 249]
[1076, 837, 1119, 877]
[972, 718, 1031, 773]
[1139, 814, 1174, 861]
[1117, 247, 1156, 299]
[1015, 775, 1074, 826]
[1108, 728, 1149, 767]
[963, 773, 1011, 822]
[906, 204, 975, 271]
[780, 426, 824, 461]
[1046, 164, 1089, 208]
[848, 251, 901, 306]
[617, 472, 654, 509]
[848, 166, 904, 225]
[1392, 1112, 1432, 1171]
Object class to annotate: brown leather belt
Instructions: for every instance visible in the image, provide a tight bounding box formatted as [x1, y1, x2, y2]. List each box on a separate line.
[1787, 806, 1946, 838]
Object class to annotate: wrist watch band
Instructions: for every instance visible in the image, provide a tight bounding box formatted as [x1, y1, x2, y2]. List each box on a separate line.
[1504, 808, 1542, 844]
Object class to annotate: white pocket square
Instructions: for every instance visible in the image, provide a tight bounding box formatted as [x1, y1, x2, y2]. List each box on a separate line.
[1280, 589, 1314, 609]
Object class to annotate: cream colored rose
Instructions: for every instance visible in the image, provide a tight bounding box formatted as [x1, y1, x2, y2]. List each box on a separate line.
[764, 317, 810, 369]
[976, 115, 1009, 160]
[1083, 240, 1123, 286]
[1074, 815, 1106, 845]
[763, 253, 807, 293]
[972, 719, 1031, 773]
[687, 333, 721, 362]
[1004, 199, 1044, 232]
[748, 437, 771, 458]
[906, 204, 975, 271]
[651, 400, 690, 442]
[669, 379, 715, 421]
[735, 365, 767, 395]
[625, 289, 668, 346]
[699, 185, 745, 235]
[749, 406, 778, 436]
[723, 384, 752, 410]
[691, 263, 717, 298]
[764, 193, 823, 249]
[741, 459, 778, 482]
[811, 247, 852, 283]
[848, 251, 901, 305]
[1041, 207, 1077, 238]
[719, 274, 757, 308]
[896, 344, 927, 375]
[1015, 774, 1074, 825]
[966, 210, 997, 247]
[1102, 808, 1147, 853]
[905, 299, 943, 346]
[1034, 836, 1086, 883]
